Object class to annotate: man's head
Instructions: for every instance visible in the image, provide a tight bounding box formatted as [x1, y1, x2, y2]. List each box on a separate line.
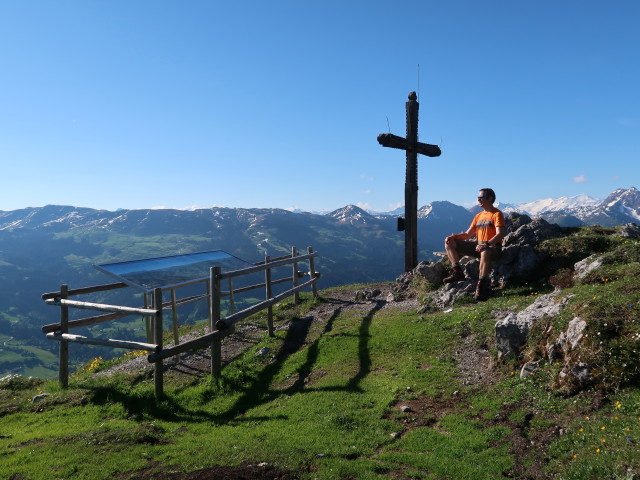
[477, 188, 496, 206]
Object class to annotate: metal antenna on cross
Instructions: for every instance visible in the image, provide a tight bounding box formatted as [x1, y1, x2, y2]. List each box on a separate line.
[376, 91, 442, 272]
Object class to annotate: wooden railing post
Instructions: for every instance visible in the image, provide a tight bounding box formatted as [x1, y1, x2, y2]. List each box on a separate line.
[170, 288, 180, 361]
[206, 279, 212, 328]
[58, 284, 69, 388]
[308, 246, 318, 297]
[291, 246, 299, 305]
[265, 255, 274, 336]
[228, 278, 235, 314]
[144, 292, 152, 343]
[210, 266, 222, 377]
[153, 288, 164, 399]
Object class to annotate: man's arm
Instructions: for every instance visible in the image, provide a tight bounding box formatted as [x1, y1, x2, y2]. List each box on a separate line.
[476, 226, 505, 252]
[445, 226, 476, 246]
[487, 226, 505, 246]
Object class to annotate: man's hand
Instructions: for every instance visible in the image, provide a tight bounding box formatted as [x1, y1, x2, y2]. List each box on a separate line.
[445, 235, 457, 246]
[476, 244, 489, 253]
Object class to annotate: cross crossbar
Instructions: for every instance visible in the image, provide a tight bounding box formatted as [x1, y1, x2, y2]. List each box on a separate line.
[377, 133, 441, 158]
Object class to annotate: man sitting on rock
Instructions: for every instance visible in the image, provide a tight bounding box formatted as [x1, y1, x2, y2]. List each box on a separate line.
[443, 188, 505, 300]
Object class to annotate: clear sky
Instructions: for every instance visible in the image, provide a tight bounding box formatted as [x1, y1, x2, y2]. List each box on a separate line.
[1, 1, 638, 213]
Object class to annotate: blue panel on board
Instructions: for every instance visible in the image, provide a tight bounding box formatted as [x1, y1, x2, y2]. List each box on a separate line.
[95, 250, 252, 292]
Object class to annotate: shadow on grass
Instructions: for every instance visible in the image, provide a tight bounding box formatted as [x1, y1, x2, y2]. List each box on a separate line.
[221, 300, 384, 420]
[83, 298, 382, 425]
[85, 383, 216, 422]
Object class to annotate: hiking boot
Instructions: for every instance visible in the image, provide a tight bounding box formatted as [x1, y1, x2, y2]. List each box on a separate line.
[475, 278, 491, 301]
[443, 265, 465, 284]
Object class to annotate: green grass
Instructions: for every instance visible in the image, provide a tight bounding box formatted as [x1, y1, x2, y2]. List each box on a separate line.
[0, 294, 638, 479]
[1, 227, 639, 479]
[0, 297, 510, 479]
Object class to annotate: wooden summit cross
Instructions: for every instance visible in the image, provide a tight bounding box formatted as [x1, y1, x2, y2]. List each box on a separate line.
[377, 91, 442, 272]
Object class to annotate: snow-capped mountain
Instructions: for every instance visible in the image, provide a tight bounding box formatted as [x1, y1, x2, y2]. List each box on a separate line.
[364, 188, 639, 228]
[516, 194, 601, 216]
[366, 206, 405, 216]
[511, 188, 638, 227]
[328, 205, 372, 224]
[601, 188, 640, 221]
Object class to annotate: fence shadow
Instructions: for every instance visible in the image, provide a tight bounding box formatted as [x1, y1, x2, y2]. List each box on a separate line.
[215, 300, 383, 422]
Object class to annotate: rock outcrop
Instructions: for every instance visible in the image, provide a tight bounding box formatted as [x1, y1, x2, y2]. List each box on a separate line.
[494, 293, 593, 391]
[391, 215, 629, 393]
[615, 222, 640, 239]
[395, 213, 565, 307]
[494, 292, 572, 359]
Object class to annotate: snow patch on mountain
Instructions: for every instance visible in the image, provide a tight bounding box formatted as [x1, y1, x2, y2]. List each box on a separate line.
[328, 205, 372, 224]
[517, 194, 601, 215]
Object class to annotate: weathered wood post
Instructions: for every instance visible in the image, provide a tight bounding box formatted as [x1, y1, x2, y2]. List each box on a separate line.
[265, 255, 274, 336]
[377, 91, 442, 272]
[206, 279, 212, 328]
[210, 266, 222, 377]
[144, 292, 152, 343]
[405, 92, 419, 272]
[153, 287, 164, 399]
[58, 284, 69, 388]
[228, 278, 235, 314]
[308, 246, 318, 297]
[291, 246, 299, 305]
[170, 288, 180, 358]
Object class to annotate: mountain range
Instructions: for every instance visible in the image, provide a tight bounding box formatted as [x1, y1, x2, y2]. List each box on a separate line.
[373, 187, 640, 227]
[0, 186, 638, 378]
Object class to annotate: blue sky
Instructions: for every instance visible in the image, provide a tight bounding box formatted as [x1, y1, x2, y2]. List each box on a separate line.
[1, 1, 638, 213]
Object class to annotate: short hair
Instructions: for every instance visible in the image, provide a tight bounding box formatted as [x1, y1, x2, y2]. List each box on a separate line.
[480, 188, 496, 203]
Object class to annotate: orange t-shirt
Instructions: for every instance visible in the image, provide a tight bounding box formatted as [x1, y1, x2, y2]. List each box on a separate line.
[471, 208, 505, 243]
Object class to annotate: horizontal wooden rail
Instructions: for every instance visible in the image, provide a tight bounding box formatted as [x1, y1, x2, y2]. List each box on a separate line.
[162, 277, 209, 290]
[42, 282, 128, 300]
[218, 252, 318, 280]
[216, 274, 319, 330]
[42, 311, 130, 334]
[46, 332, 160, 352]
[147, 326, 235, 362]
[253, 252, 294, 265]
[170, 293, 208, 307]
[44, 298, 157, 316]
[42, 293, 209, 334]
[224, 273, 305, 296]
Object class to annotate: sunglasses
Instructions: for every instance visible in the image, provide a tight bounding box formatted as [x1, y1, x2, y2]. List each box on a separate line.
[477, 196, 488, 200]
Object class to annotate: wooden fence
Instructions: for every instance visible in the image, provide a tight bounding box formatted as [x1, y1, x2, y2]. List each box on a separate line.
[42, 246, 319, 398]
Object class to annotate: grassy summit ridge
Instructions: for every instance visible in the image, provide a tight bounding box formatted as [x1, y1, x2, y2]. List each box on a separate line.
[1, 226, 639, 479]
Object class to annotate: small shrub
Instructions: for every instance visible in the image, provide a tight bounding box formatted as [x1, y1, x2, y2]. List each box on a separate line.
[569, 279, 640, 390]
[539, 234, 619, 268]
[549, 268, 574, 290]
[600, 240, 640, 265]
[0, 374, 43, 390]
[408, 276, 438, 297]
